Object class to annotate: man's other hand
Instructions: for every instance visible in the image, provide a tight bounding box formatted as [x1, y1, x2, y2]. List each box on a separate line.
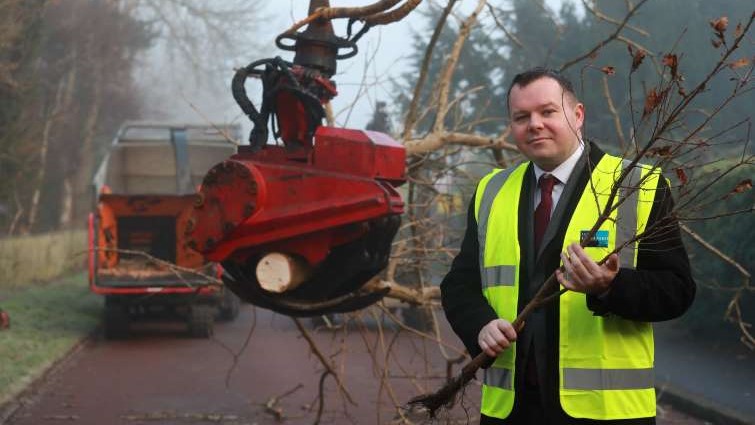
[478, 318, 518, 357]
[557, 242, 619, 296]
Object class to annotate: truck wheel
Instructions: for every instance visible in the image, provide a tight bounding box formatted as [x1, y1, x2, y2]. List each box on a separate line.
[104, 301, 130, 339]
[218, 289, 240, 321]
[188, 305, 215, 338]
[401, 305, 433, 332]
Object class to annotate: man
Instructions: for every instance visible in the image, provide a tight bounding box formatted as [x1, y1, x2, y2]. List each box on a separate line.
[440, 68, 695, 424]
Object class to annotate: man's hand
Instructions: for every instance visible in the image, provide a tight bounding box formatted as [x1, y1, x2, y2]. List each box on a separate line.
[478, 318, 518, 357]
[557, 242, 619, 295]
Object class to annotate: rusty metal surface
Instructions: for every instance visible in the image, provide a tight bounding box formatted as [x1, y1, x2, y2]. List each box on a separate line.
[4, 305, 708, 425]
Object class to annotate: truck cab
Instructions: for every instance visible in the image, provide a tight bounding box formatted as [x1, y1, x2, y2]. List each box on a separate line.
[88, 122, 241, 338]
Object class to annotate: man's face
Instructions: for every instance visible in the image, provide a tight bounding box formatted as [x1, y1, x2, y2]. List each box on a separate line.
[508, 77, 584, 171]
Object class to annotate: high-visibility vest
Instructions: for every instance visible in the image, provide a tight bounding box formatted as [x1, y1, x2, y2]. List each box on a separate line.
[474, 153, 660, 420]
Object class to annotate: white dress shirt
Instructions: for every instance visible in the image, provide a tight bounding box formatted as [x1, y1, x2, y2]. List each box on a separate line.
[532, 141, 585, 217]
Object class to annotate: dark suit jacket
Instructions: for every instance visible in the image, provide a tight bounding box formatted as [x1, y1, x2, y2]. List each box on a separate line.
[440, 142, 696, 425]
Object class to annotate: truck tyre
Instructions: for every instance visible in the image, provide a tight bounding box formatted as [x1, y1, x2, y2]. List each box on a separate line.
[401, 305, 433, 332]
[218, 289, 240, 321]
[104, 300, 130, 339]
[188, 305, 215, 338]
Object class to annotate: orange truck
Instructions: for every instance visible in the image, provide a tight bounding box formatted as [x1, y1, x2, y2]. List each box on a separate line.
[88, 122, 241, 338]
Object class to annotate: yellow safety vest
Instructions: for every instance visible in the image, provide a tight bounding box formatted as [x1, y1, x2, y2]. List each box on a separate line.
[473, 153, 660, 420]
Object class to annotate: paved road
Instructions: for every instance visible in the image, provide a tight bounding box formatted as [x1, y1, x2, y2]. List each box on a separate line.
[655, 321, 755, 425]
[4, 305, 709, 425]
[4, 305, 478, 424]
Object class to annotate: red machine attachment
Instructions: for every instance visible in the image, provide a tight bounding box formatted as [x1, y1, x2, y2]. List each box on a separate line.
[188, 127, 405, 316]
[189, 0, 406, 316]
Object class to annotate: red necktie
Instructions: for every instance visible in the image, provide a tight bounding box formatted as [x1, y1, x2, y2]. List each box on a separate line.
[534, 174, 556, 252]
[526, 174, 557, 388]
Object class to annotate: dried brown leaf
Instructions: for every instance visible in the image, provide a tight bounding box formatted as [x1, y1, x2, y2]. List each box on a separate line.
[728, 57, 750, 69]
[662, 54, 677, 68]
[675, 168, 688, 185]
[732, 179, 752, 194]
[645, 146, 673, 157]
[663, 53, 679, 79]
[628, 45, 647, 71]
[601, 66, 615, 76]
[643, 88, 662, 117]
[710, 16, 729, 34]
[633, 50, 647, 71]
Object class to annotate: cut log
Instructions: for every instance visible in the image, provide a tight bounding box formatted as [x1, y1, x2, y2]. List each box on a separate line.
[256, 253, 313, 293]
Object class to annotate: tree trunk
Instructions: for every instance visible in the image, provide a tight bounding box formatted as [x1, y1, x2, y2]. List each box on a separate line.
[73, 35, 103, 224]
[58, 176, 73, 228]
[27, 70, 74, 233]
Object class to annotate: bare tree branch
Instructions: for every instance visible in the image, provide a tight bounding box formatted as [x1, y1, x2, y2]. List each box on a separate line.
[292, 317, 357, 407]
[486, 3, 523, 48]
[581, 0, 650, 37]
[402, 0, 458, 140]
[405, 129, 516, 155]
[432, 0, 487, 134]
[560, 0, 651, 72]
[600, 72, 627, 149]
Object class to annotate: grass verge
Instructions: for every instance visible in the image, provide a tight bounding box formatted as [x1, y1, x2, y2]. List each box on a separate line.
[0, 230, 86, 288]
[0, 273, 100, 407]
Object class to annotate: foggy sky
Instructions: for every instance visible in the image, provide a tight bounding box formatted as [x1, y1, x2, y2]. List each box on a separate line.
[138, 0, 575, 137]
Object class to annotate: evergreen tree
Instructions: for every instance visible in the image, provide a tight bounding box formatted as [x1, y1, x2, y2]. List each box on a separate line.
[366, 101, 392, 133]
[0, 1, 154, 234]
[395, 4, 508, 137]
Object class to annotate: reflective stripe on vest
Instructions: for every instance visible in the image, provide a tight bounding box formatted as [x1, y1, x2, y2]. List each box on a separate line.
[617, 159, 642, 268]
[474, 153, 660, 420]
[483, 265, 517, 288]
[484, 366, 514, 390]
[563, 367, 654, 390]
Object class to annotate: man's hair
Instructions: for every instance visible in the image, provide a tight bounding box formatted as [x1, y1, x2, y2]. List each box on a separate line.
[506, 67, 579, 111]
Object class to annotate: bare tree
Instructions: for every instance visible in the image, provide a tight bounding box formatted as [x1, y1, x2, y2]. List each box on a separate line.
[231, 1, 753, 423]
[0, 0, 267, 235]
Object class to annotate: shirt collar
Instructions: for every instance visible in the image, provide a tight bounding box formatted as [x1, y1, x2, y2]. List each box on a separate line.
[533, 140, 584, 185]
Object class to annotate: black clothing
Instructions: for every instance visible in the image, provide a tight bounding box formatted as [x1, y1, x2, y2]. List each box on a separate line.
[440, 143, 695, 425]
